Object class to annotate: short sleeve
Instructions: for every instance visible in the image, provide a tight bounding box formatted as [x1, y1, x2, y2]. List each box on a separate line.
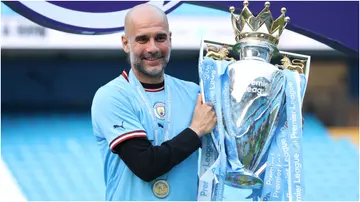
[91, 86, 147, 152]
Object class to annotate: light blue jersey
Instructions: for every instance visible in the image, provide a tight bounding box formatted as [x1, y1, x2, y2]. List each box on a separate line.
[91, 69, 200, 201]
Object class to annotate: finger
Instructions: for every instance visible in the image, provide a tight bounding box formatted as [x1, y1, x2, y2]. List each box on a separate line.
[205, 102, 213, 108]
[206, 103, 216, 112]
[213, 115, 218, 124]
[212, 111, 217, 119]
[196, 94, 202, 106]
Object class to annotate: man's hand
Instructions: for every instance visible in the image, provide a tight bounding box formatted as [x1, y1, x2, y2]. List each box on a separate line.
[189, 94, 217, 137]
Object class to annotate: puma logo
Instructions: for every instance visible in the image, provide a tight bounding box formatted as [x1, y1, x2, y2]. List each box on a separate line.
[113, 121, 125, 130]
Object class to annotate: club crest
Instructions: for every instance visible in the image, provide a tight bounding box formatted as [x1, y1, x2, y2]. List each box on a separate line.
[154, 102, 166, 120]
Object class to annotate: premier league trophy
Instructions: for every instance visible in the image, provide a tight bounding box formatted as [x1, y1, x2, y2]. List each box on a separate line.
[197, 1, 310, 201]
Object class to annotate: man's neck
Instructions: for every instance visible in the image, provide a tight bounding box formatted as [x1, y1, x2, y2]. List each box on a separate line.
[132, 68, 164, 84]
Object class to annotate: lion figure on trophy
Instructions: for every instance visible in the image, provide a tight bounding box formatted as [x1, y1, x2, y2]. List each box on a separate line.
[276, 55, 306, 74]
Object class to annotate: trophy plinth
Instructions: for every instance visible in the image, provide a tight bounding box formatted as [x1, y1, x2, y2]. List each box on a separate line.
[225, 170, 263, 189]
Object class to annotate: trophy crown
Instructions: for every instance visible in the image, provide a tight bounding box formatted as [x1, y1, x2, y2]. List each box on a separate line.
[230, 0, 290, 46]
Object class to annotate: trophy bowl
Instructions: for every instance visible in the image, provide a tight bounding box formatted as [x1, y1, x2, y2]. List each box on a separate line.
[223, 41, 286, 189]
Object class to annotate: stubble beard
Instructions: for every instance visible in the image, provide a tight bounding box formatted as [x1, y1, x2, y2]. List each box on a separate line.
[130, 48, 171, 79]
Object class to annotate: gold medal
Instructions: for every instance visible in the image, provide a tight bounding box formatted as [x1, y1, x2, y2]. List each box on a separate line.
[152, 180, 169, 198]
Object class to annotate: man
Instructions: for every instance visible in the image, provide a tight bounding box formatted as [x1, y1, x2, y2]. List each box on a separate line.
[91, 3, 217, 201]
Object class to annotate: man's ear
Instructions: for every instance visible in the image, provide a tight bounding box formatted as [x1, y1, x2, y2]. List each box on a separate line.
[169, 31, 172, 43]
[122, 35, 130, 53]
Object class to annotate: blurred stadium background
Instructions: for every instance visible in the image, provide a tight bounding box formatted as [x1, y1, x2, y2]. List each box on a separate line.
[1, 2, 359, 201]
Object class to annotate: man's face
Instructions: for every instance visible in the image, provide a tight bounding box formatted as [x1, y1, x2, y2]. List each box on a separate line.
[123, 13, 172, 78]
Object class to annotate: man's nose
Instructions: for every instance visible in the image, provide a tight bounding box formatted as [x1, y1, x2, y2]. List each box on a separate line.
[146, 39, 160, 53]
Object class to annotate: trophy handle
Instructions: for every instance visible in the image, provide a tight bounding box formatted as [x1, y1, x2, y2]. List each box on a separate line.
[276, 50, 311, 105]
[198, 37, 209, 103]
[198, 38, 236, 101]
[198, 37, 219, 152]
[199, 38, 205, 101]
[254, 51, 310, 177]
[277, 51, 311, 83]
[198, 37, 205, 72]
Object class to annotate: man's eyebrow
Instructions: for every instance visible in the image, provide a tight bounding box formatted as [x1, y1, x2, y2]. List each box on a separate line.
[134, 33, 168, 40]
[157, 33, 167, 37]
[135, 35, 148, 40]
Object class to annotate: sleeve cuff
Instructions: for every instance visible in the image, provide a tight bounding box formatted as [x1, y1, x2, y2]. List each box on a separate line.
[110, 130, 147, 151]
[183, 127, 201, 149]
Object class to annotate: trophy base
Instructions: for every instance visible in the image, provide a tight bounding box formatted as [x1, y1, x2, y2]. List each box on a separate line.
[225, 170, 263, 189]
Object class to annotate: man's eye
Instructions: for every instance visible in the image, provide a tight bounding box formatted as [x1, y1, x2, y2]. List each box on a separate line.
[136, 37, 148, 43]
[156, 35, 167, 42]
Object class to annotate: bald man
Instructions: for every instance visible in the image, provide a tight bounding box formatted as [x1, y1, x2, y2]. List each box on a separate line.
[91, 3, 217, 201]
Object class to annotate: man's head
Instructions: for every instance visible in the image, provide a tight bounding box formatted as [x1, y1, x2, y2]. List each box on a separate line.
[122, 4, 172, 81]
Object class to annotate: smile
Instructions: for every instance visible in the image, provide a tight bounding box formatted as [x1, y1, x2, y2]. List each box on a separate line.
[144, 58, 162, 61]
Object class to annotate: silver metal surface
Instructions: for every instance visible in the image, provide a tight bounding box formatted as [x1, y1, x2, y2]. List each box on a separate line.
[224, 41, 286, 189]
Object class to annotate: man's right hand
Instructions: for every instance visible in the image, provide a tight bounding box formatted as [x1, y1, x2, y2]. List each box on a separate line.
[189, 94, 217, 137]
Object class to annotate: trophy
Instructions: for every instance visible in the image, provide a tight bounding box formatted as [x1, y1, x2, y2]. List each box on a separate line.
[197, 0, 309, 201]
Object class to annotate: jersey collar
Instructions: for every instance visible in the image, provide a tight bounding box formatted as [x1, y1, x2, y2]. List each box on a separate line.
[121, 69, 164, 92]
